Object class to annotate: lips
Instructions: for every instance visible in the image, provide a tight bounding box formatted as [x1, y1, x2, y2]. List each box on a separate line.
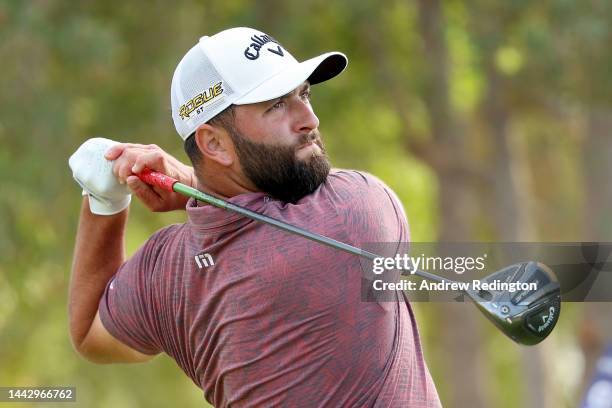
[296, 136, 323, 151]
[296, 140, 315, 150]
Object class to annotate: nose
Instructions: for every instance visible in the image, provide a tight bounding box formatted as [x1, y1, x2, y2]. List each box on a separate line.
[292, 98, 319, 134]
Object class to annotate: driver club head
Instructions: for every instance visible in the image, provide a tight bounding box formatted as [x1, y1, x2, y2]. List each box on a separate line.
[465, 261, 561, 346]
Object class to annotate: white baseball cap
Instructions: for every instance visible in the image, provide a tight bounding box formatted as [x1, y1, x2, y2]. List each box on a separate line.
[170, 27, 348, 140]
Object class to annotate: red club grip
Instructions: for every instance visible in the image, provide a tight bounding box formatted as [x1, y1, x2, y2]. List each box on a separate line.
[138, 168, 177, 192]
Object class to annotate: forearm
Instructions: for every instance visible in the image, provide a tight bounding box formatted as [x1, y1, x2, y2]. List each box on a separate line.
[69, 198, 127, 350]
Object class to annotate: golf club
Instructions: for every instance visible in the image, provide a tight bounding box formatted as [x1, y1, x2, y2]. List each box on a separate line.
[137, 169, 561, 345]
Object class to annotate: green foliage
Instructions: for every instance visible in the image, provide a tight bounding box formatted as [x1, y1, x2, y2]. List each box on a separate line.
[1, 0, 609, 406]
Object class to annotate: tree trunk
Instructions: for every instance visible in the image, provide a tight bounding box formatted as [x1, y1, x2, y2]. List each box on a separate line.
[479, 51, 554, 408]
[416, 1, 489, 407]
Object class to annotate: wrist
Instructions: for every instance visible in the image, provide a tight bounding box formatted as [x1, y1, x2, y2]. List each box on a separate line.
[87, 193, 131, 216]
[82, 197, 129, 221]
[189, 169, 198, 189]
[178, 162, 198, 189]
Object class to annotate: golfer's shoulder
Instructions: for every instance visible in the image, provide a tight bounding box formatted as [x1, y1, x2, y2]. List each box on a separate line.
[141, 223, 186, 252]
[120, 224, 186, 274]
[326, 169, 407, 238]
[328, 169, 395, 197]
[327, 169, 405, 216]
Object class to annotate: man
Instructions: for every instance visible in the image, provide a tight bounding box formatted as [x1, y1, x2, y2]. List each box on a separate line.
[68, 27, 441, 407]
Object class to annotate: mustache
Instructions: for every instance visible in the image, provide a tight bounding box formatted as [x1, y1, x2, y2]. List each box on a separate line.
[297, 130, 321, 146]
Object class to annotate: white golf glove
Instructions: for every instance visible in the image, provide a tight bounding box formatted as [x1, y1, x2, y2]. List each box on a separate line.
[69, 137, 131, 215]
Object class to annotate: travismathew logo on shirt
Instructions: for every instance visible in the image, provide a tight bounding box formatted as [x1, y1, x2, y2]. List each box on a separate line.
[244, 34, 284, 60]
[195, 253, 215, 269]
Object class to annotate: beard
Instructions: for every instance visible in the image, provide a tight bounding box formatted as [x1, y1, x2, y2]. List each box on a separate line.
[228, 128, 331, 203]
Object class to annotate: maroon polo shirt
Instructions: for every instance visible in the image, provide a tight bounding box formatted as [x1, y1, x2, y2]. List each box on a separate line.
[99, 169, 441, 407]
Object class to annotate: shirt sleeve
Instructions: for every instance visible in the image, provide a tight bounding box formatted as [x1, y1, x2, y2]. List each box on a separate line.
[98, 225, 179, 355]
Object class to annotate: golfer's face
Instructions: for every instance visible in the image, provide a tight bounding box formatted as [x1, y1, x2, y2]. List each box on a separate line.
[234, 81, 322, 161]
[228, 81, 330, 203]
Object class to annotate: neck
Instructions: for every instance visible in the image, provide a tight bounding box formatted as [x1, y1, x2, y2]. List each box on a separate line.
[196, 167, 260, 201]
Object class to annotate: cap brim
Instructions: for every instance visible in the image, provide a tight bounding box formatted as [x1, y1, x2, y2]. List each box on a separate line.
[234, 52, 347, 105]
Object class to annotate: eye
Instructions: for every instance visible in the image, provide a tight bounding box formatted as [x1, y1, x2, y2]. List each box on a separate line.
[301, 89, 312, 102]
[267, 99, 285, 112]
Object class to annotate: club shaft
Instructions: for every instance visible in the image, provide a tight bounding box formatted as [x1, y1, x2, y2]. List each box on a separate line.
[175, 182, 380, 258]
[140, 170, 450, 284]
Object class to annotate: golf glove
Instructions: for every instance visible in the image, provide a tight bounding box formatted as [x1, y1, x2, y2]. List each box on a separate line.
[69, 137, 131, 215]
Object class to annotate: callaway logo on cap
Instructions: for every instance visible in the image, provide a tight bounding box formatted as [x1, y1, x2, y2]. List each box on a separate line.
[170, 27, 348, 140]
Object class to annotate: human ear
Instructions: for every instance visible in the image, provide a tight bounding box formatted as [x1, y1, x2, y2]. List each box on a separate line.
[194, 124, 235, 166]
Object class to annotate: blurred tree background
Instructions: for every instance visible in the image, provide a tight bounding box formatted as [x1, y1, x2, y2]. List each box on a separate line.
[1, 0, 611, 406]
